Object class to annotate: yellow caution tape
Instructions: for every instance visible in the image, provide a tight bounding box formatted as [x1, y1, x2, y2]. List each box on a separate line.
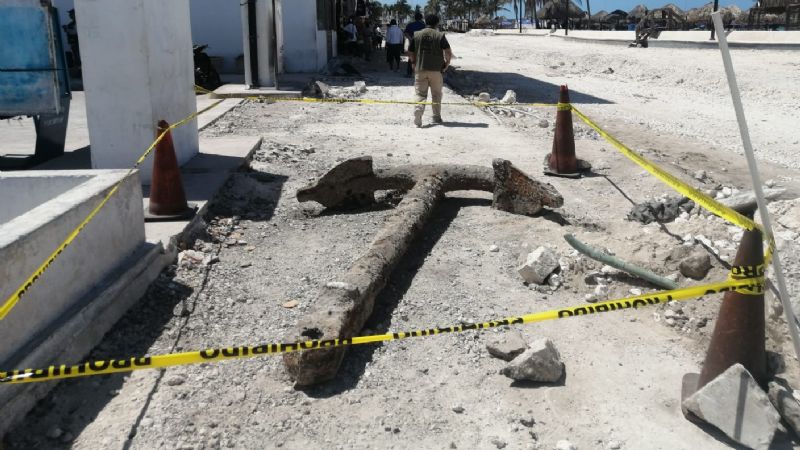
[0, 100, 225, 321]
[570, 106, 759, 232]
[0, 276, 763, 384]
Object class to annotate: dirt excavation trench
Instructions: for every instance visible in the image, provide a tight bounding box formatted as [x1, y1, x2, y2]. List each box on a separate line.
[6, 35, 800, 450]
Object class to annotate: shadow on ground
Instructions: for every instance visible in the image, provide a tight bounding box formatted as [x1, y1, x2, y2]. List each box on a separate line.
[446, 68, 614, 105]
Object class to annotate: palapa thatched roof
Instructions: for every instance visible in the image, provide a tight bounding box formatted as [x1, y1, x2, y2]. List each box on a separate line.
[537, 0, 586, 20]
[628, 4, 649, 19]
[660, 3, 685, 15]
[591, 10, 609, 20]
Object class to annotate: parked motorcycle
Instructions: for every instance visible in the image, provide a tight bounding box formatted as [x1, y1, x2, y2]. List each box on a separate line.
[193, 44, 222, 91]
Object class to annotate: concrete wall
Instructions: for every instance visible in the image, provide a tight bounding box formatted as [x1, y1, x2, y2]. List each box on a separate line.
[75, 0, 198, 184]
[282, 0, 321, 73]
[190, 0, 243, 74]
[0, 174, 90, 223]
[0, 170, 144, 367]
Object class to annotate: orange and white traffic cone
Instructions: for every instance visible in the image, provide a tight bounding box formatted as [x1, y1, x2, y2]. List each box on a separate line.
[545, 85, 590, 178]
[681, 228, 767, 419]
[145, 120, 195, 221]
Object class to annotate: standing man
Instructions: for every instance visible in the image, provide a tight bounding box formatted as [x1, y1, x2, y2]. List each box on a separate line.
[408, 14, 452, 128]
[403, 12, 426, 78]
[385, 19, 404, 72]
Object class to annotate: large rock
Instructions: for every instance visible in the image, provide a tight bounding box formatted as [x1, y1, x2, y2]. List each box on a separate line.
[500, 338, 563, 383]
[486, 332, 528, 361]
[768, 380, 800, 438]
[518, 247, 560, 285]
[679, 251, 711, 280]
[683, 364, 781, 450]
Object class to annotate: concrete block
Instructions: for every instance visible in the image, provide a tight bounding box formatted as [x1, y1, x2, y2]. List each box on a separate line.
[501, 338, 563, 383]
[518, 246, 560, 285]
[683, 364, 781, 450]
[486, 332, 528, 361]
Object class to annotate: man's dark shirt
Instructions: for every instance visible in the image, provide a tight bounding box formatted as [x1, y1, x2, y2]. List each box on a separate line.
[404, 20, 425, 39]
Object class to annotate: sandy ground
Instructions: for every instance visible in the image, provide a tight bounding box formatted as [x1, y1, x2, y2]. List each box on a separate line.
[5, 36, 800, 450]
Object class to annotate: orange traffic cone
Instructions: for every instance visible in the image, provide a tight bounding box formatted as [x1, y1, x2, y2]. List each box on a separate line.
[681, 228, 767, 418]
[545, 85, 590, 178]
[145, 120, 195, 221]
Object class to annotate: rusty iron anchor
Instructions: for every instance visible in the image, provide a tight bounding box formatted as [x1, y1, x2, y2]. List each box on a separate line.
[283, 156, 563, 386]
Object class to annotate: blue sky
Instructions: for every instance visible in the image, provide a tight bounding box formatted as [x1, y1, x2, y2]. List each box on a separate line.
[405, 0, 755, 14]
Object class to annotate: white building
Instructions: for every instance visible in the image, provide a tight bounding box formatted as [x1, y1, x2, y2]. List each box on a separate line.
[55, 0, 340, 76]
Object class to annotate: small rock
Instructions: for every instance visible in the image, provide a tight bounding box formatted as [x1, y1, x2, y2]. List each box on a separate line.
[500, 338, 563, 383]
[166, 375, 186, 386]
[679, 252, 712, 280]
[683, 364, 780, 450]
[486, 332, 528, 361]
[353, 81, 367, 93]
[520, 417, 535, 428]
[768, 380, 800, 438]
[477, 92, 491, 102]
[518, 247, 560, 285]
[607, 440, 621, 450]
[46, 426, 63, 440]
[629, 288, 642, 296]
[282, 300, 299, 308]
[593, 284, 609, 300]
[489, 245, 500, 253]
[491, 438, 507, 449]
[555, 440, 577, 450]
[538, 119, 549, 128]
[500, 90, 517, 104]
[694, 170, 708, 182]
[452, 405, 465, 414]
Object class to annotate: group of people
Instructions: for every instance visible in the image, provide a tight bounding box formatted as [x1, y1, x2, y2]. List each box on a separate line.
[342, 17, 382, 61]
[343, 13, 453, 128]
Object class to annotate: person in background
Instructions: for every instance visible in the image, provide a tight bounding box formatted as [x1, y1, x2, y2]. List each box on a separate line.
[408, 14, 452, 127]
[343, 17, 358, 56]
[373, 23, 384, 49]
[403, 12, 425, 78]
[362, 19, 373, 61]
[385, 19, 404, 72]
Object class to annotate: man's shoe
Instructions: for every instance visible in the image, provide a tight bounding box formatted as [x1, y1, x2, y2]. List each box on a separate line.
[414, 116, 423, 128]
[432, 116, 443, 124]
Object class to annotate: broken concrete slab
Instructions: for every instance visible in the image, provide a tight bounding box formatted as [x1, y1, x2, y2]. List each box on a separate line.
[518, 246, 560, 285]
[720, 188, 786, 215]
[683, 364, 780, 450]
[486, 332, 528, 361]
[768, 379, 800, 439]
[500, 338, 563, 383]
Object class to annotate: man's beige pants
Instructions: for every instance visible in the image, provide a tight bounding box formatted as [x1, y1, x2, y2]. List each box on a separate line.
[414, 70, 443, 121]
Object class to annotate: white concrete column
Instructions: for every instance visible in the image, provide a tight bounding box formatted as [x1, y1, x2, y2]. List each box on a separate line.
[241, 0, 276, 87]
[75, 0, 198, 183]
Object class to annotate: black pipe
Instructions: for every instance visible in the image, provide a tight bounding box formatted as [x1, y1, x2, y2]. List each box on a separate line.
[248, 0, 259, 87]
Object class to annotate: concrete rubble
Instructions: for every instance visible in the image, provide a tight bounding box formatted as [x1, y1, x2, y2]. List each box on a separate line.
[500, 338, 564, 383]
[486, 331, 528, 361]
[683, 364, 781, 450]
[768, 380, 800, 438]
[518, 246, 560, 285]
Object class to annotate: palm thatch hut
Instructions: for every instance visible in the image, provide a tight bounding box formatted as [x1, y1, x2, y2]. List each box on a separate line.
[628, 4, 649, 19]
[660, 3, 685, 15]
[605, 9, 629, 28]
[686, 2, 714, 24]
[537, 0, 586, 20]
[591, 10, 609, 20]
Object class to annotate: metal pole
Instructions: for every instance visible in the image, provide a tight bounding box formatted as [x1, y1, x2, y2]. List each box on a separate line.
[519, 0, 523, 33]
[710, 0, 719, 40]
[247, 0, 259, 88]
[564, 0, 568, 35]
[711, 11, 800, 363]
